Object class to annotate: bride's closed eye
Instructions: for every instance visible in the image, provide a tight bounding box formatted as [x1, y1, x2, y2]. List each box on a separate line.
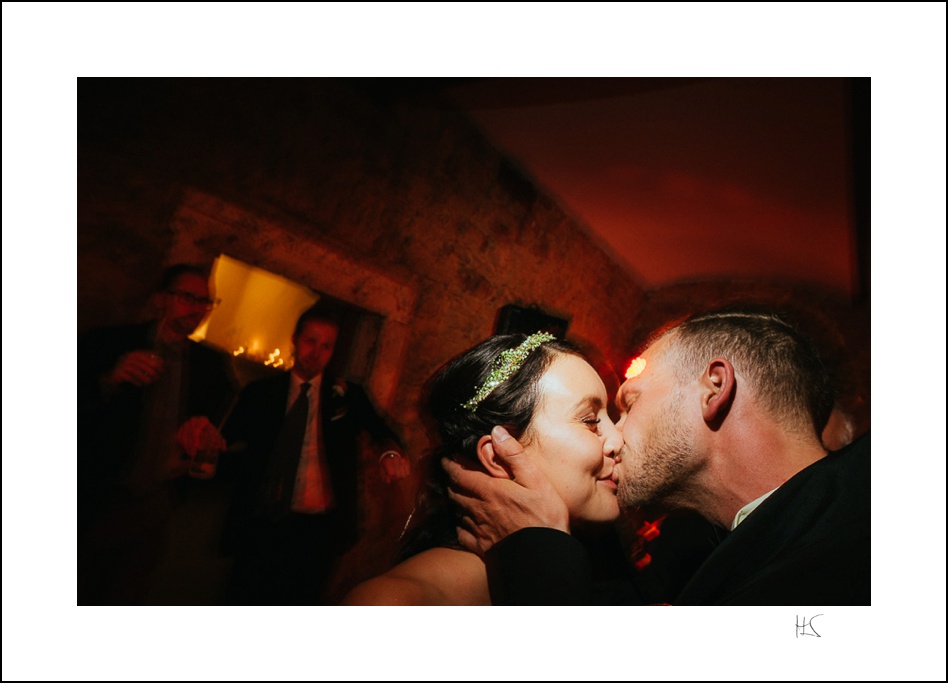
[582, 417, 601, 432]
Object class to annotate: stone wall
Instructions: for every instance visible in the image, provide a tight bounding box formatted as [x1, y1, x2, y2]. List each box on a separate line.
[79, 78, 649, 456]
[79, 79, 871, 423]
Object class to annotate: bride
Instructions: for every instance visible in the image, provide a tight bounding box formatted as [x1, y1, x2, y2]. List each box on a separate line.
[342, 332, 624, 605]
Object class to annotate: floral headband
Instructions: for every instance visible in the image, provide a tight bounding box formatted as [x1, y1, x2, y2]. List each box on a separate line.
[462, 332, 556, 411]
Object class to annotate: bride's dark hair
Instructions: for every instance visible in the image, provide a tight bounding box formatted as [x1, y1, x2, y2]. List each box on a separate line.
[398, 333, 585, 560]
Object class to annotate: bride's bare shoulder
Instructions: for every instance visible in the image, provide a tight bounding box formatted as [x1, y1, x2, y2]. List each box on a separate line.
[340, 573, 428, 606]
[340, 548, 484, 606]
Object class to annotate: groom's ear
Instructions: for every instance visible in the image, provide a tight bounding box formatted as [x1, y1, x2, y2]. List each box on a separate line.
[701, 357, 736, 427]
[476, 434, 513, 479]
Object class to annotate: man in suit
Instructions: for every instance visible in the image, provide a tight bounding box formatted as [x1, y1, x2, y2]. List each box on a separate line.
[78, 263, 236, 604]
[445, 308, 870, 605]
[222, 304, 410, 605]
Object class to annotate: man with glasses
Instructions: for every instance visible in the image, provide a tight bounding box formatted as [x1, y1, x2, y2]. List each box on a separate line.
[78, 263, 236, 604]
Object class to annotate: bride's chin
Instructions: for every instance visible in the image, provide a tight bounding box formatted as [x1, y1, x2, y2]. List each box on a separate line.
[594, 498, 621, 522]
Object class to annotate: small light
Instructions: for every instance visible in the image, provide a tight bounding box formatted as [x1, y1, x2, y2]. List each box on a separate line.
[637, 520, 661, 541]
[625, 357, 647, 379]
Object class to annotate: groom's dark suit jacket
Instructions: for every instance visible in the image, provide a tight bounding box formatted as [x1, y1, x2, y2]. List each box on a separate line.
[485, 433, 871, 606]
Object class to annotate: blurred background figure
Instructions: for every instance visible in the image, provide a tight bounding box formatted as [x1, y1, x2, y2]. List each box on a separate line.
[221, 303, 409, 605]
[77, 263, 236, 605]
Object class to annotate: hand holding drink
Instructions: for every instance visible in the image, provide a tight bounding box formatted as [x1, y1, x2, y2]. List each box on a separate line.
[108, 350, 165, 388]
[177, 416, 227, 479]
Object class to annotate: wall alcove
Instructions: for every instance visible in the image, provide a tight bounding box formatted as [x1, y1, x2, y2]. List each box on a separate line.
[167, 188, 418, 411]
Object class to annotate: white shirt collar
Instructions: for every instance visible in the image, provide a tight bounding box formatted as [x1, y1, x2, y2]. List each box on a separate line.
[291, 372, 321, 391]
[731, 487, 778, 530]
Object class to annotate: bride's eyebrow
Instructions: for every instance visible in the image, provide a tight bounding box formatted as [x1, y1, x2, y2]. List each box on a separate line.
[569, 395, 603, 413]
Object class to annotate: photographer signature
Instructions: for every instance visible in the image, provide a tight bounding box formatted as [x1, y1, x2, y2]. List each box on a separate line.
[796, 614, 823, 638]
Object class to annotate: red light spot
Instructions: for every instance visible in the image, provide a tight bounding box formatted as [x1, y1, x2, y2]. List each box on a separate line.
[637, 520, 662, 542]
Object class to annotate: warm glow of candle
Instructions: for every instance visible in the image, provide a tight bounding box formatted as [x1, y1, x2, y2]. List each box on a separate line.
[197, 254, 319, 370]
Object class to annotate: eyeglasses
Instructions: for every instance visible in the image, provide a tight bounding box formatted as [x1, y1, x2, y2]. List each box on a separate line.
[168, 290, 221, 310]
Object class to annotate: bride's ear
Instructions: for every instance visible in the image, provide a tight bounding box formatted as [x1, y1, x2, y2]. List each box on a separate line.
[476, 434, 513, 479]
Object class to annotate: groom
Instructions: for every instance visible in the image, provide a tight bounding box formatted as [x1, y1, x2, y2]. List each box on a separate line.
[445, 308, 870, 606]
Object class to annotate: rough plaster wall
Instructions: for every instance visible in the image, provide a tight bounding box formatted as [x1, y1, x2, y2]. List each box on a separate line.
[78, 78, 869, 601]
[78, 78, 647, 460]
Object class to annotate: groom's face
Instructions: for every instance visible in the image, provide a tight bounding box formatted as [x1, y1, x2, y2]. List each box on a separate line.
[613, 336, 700, 509]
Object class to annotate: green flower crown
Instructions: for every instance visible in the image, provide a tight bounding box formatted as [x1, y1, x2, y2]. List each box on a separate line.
[462, 332, 556, 411]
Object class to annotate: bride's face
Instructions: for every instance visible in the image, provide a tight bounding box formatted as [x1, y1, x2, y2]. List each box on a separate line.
[523, 354, 623, 524]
